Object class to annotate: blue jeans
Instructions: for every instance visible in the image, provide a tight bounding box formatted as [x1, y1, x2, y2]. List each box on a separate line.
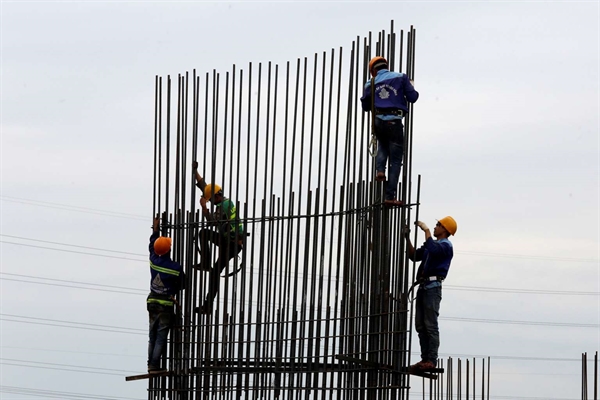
[415, 283, 442, 364]
[374, 117, 404, 200]
[147, 303, 174, 369]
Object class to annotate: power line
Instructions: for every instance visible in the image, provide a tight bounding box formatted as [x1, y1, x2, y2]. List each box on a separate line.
[1, 357, 137, 374]
[456, 250, 598, 263]
[1, 241, 146, 263]
[444, 284, 599, 296]
[0, 195, 148, 221]
[0, 314, 146, 335]
[439, 316, 599, 328]
[0, 234, 147, 257]
[0, 272, 147, 295]
[1, 345, 144, 359]
[0, 385, 144, 400]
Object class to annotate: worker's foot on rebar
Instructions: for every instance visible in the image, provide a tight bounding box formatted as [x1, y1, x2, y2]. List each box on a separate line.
[418, 361, 436, 370]
[375, 171, 386, 182]
[383, 199, 403, 207]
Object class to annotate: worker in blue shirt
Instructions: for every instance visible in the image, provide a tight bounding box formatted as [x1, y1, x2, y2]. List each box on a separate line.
[405, 216, 457, 371]
[360, 56, 419, 205]
[147, 217, 185, 373]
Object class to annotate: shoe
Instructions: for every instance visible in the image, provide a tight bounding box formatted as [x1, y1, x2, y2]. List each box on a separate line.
[383, 199, 404, 207]
[418, 361, 436, 370]
[409, 360, 426, 372]
[375, 171, 386, 182]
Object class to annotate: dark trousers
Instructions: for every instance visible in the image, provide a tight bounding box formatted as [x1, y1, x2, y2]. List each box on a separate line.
[414, 284, 442, 364]
[199, 229, 243, 308]
[147, 303, 174, 369]
[374, 117, 405, 200]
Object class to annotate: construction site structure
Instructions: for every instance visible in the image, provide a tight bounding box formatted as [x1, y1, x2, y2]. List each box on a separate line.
[125, 22, 489, 400]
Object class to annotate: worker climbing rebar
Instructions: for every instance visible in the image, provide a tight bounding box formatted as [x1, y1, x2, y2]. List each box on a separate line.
[192, 161, 245, 314]
[360, 56, 419, 206]
[147, 216, 185, 374]
[405, 216, 457, 372]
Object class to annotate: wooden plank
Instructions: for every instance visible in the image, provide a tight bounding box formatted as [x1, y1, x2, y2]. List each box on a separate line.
[125, 371, 170, 381]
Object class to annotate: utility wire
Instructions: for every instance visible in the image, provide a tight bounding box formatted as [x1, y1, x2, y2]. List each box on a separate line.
[0, 314, 146, 335]
[0, 234, 147, 257]
[0, 195, 148, 221]
[0, 241, 146, 263]
[0, 357, 137, 374]
[0, 385, 144, 400]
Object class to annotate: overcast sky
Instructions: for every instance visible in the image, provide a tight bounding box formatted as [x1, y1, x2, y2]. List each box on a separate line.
[1, 1, 599, 399]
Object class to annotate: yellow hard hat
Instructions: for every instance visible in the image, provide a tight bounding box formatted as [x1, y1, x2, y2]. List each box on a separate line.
[154, 237, 172, 256]
[369, 56, 388, 77]
[438, 216, 457, 236]
[203, 183, 222, 200]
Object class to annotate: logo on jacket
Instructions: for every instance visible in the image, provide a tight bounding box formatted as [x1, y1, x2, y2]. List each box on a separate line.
[152, 274, 165, 292]
[379, 88, 390, 99]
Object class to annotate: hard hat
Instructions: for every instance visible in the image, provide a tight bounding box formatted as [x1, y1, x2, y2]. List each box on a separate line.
[154, 237, 172, 256]
[437, 216, 457, 236]
[203, 183, 222, 200]
[369, 56, 388, 77]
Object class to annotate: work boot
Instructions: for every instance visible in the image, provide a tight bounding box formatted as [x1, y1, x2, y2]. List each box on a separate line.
[375, 171, 386, 182]
[409, 360, 426, 373]
[148, 365, 167, 374]
[418, 361, 436, 370]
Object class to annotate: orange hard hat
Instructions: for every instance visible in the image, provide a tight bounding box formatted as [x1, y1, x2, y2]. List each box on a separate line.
[203, 183, 222, 200]
[437, 216, 457, 236]
[369, 56, 388, 77]
[154, 236, 172, 256]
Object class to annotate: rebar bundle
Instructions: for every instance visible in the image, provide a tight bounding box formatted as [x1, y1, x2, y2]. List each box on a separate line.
[147, 22, 423, 400]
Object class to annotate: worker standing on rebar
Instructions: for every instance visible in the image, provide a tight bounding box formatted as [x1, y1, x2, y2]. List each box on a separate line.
[147, 216, 185, 374]
[405, 216, 457, 371]
[360, 56, 418, 206]
[192, 161, 244, 314]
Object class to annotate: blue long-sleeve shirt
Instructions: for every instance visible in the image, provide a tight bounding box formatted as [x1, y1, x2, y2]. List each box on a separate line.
[411, 237, 453, 280]
[148, 231, 185, 305]
[360, 69, 419, 120]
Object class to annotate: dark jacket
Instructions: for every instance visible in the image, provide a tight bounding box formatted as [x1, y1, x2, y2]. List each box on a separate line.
[411, 238, 454, 280]
[147, 231, 185, 306]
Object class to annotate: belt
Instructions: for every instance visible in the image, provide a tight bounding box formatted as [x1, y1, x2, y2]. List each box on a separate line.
[419, 276, 444, 284]
[375, 108, 404, 117]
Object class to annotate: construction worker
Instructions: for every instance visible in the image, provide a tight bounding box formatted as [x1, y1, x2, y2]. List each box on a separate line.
[147, 216, 185, 374]
[405, 216, 457, 372]
[360, 56, 419, 206]
[192, 161, 244, 314]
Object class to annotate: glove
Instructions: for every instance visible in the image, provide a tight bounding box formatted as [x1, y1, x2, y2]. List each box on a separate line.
[415, 221, 429, 231]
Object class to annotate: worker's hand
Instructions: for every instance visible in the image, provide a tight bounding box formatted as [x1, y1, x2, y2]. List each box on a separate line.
[192, 161, 198, 170]
[153, 216, 160, 231]
[199, 197, 208, 209]
[415, 221, 429, 232]
[402, 225, 411, 238]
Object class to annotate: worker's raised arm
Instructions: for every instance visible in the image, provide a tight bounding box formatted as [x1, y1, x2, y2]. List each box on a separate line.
[192, 161, 207, 191]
